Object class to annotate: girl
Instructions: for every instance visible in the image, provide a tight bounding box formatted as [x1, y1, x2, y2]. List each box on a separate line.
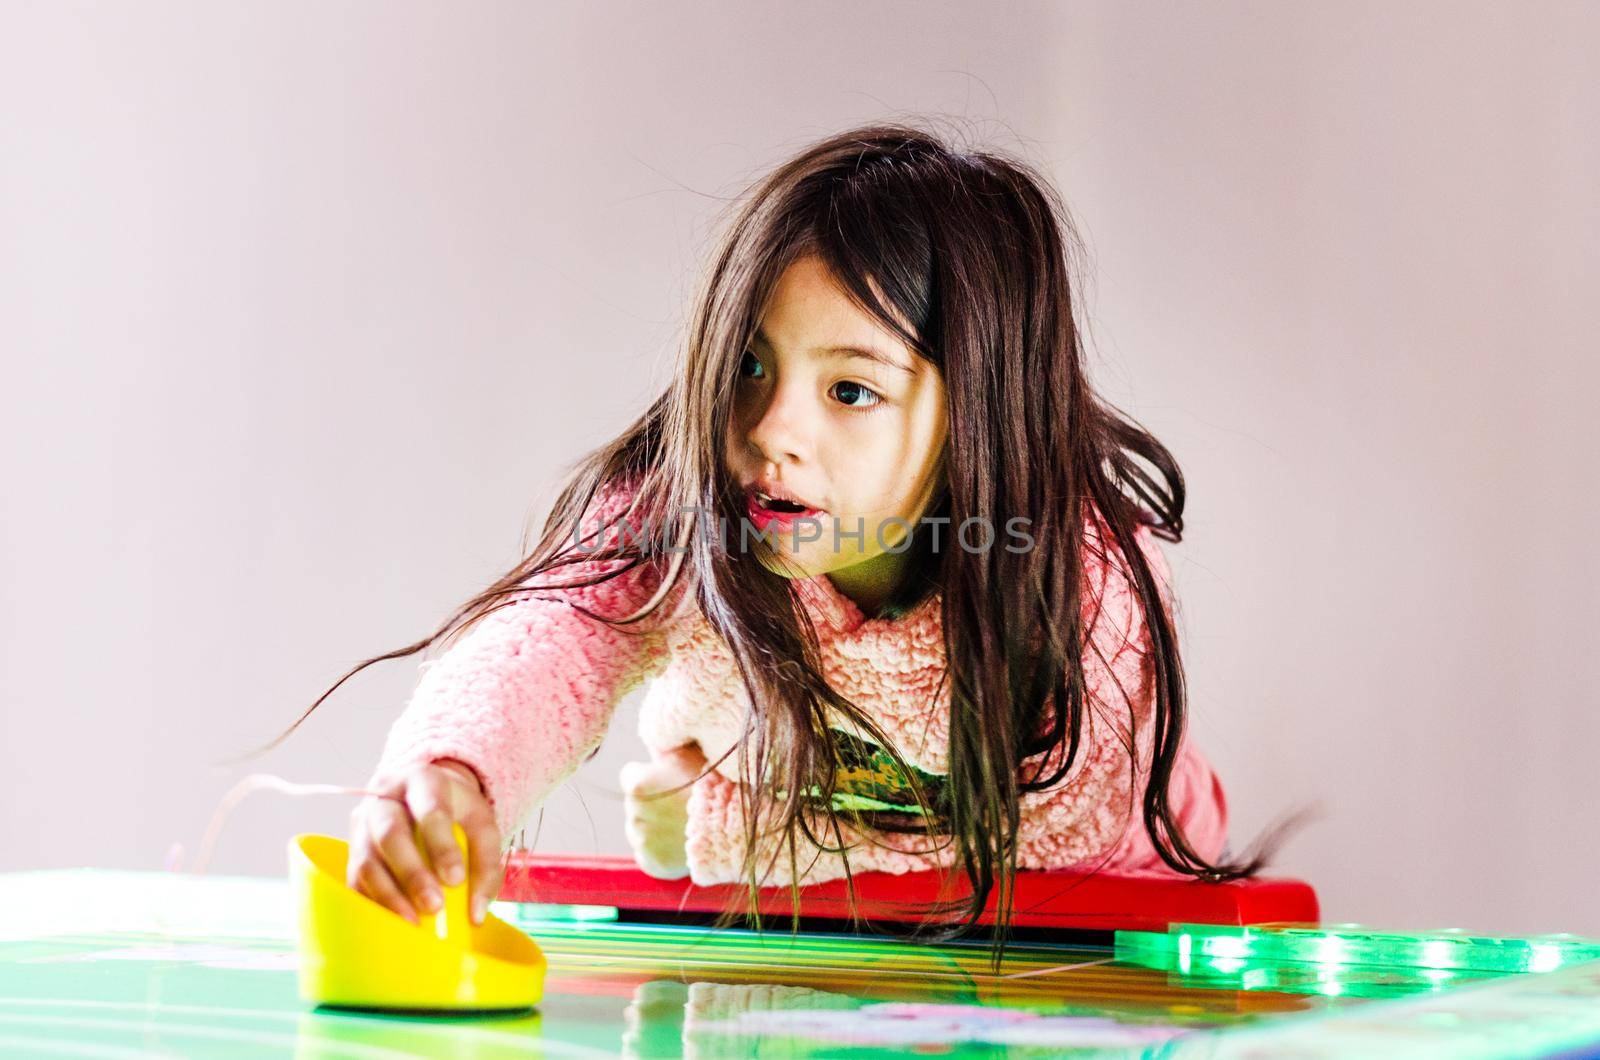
[254, 123, 1278, 939]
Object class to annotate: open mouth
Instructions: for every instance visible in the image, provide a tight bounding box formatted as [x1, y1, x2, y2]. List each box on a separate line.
[745, 488, 824, 522]
[756, 493, 811, 513]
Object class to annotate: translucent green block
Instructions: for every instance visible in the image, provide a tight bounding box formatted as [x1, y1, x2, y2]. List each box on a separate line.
[1116, 922, 1600, 975]
[496, 901, 620, 924]
[1117, 943, 1500, 1000]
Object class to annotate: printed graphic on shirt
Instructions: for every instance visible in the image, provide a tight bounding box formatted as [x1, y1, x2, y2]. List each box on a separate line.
[821, 729, 946, 815]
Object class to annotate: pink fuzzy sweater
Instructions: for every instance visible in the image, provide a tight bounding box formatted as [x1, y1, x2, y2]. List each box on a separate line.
[371, 481, 1229, 886]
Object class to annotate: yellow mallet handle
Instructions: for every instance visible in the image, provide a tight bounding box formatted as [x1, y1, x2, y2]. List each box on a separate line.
[416, 820, 473, 946]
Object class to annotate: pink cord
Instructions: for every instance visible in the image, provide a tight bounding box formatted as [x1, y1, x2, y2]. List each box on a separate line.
[167, 773, 404, 877]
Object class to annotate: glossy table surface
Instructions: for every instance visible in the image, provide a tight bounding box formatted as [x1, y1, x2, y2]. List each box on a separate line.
[4, 867, 1600, 1058]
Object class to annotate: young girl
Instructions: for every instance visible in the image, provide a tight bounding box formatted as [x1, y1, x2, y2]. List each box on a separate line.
[258, 123, 1275, 936]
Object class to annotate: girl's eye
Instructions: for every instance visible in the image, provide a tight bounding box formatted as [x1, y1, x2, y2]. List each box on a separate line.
[738, 349, 766, 380]
[831, 380, 884, 410]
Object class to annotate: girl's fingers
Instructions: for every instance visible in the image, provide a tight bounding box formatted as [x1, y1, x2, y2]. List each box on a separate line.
[368, 797, 442, 916]
[405, 768, 466, 888]
[413, 762, 501, 924]
[415, 810, 464, 889]
[356, 861, 418, 924]
[351, 841, 422, 925]
[345, 767, 497, 925]
[457, 807, 503, 925]
[406, 765, 480, 896]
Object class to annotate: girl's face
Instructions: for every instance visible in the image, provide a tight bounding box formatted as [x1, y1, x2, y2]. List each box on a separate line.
[724, 255, 948, 599]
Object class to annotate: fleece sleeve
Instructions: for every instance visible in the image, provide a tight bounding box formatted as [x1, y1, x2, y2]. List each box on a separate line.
[368, 481, 679, 843]
[1014, 516, 1227, 870]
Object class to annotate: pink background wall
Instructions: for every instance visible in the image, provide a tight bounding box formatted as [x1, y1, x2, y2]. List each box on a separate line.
[3, 2, 1594, 936]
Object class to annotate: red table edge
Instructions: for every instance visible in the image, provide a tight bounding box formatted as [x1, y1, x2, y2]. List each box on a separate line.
[502, 853, 1320, 932]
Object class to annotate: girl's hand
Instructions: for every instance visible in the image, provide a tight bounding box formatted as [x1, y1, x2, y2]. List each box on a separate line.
[619, 743, 707, 880]
[347, 757, 502, 926]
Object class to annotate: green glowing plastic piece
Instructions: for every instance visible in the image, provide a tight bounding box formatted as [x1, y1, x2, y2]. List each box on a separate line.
[1116, 922, 1600, 975]
[499, 901, 620, 924]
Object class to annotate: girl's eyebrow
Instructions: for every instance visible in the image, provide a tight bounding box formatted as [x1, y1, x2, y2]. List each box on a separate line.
[754, 326, 915, 376]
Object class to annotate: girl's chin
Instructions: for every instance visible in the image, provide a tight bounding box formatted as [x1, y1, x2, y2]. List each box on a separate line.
[751, 544, 865, 581]
[752, 549, 823, 580]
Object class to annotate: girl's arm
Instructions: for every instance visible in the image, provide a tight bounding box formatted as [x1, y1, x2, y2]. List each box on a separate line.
[618, 741, 706, 879]
[368, 479, 680, 843]
[1016, 517, 1227, 870]
[1008, 517, 1158, 866]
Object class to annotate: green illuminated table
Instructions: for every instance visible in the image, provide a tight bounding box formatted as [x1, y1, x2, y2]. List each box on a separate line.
[3, 867, 1600, 1057]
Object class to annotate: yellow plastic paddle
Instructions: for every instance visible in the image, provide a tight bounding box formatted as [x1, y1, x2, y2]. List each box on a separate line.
[288, 823, 544, 1012]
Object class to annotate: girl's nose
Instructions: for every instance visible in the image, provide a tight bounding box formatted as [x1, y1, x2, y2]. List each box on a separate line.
[744, 385, 813, 465]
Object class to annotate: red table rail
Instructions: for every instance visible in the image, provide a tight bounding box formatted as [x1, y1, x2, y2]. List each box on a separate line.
[502, 853, 1319, 934]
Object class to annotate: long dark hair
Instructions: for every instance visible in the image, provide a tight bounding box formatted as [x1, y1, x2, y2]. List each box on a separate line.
[236, 122, 1292, 951]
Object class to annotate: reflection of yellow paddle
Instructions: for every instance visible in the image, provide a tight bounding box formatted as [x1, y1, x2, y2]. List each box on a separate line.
[288, 824, 545, 1012]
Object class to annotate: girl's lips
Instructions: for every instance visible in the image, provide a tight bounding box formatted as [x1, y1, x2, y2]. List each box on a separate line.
[744, 492, 826, 531]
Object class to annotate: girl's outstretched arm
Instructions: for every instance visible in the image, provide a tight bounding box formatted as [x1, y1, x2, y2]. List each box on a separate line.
[367, 479, 679, 844]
